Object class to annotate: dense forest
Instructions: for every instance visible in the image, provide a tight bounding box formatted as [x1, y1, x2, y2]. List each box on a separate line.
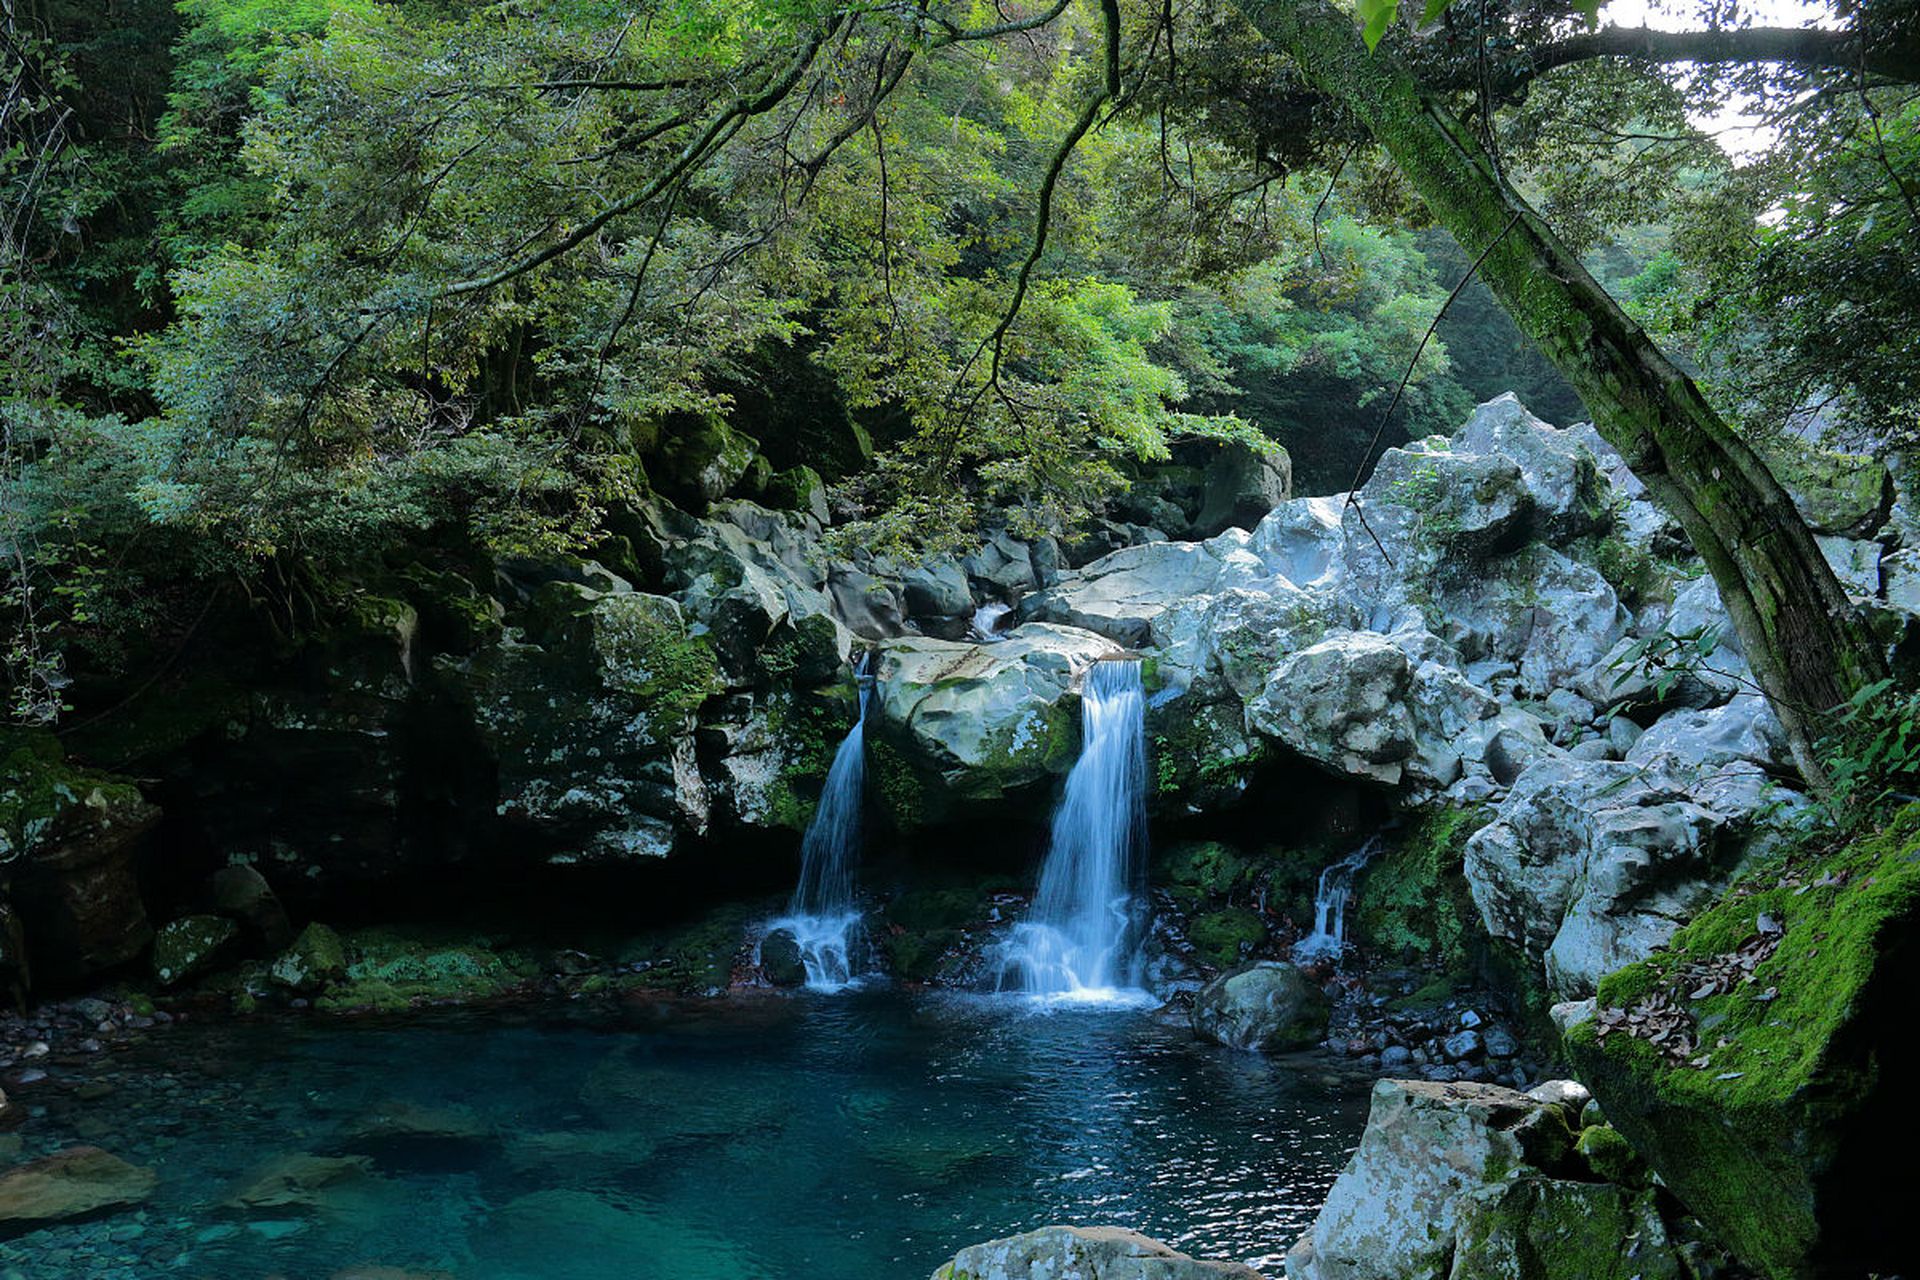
[1, 0, 1918, 1277]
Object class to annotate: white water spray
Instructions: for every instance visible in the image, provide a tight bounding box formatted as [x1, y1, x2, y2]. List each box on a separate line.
[996, 658, 1151, 1003]
[766, 654, 873, 990]
[1291, 835, 1382, 963]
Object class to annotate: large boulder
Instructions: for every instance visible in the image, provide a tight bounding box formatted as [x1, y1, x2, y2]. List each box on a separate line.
[1285, 1079, 1623, 1280]
[931, 1225, 1266, 1280]
[1245, 632, 1413, 784]
[448, 589, 718, 862]
[1022, 538, 1274, 649]
[1452, 394, 1611, 543]
[0, 732, 157, 990]
[1763, 435, 1893, 539]
[1566, 805, 1920, 1280]
[1190, 961, 1330, 1052]
[871, 625, 1119, 820]
[1194, 440, 1292, 536]
[1243, 630, 1503, 791]
[151, 914, 241, 987]
[1463, 751, 1804, 997]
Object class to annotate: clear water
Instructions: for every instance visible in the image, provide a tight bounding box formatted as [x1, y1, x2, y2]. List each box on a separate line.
[998, 660, 1150, 999]
[2, 993, 1369, 1279]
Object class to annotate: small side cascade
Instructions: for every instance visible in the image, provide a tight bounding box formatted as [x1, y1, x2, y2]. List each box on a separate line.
[995, 658, 1152, 1004]
[970, 602, 1013, 641]
[765, 653, 874, 990]
[1291, 835, 1383, 963]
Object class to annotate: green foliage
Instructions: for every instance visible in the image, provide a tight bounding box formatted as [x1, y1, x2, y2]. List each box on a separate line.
[1816, 679, 1920, 828]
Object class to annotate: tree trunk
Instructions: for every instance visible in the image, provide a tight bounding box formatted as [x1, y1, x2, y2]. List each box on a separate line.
[1239, 0, 1887, 782]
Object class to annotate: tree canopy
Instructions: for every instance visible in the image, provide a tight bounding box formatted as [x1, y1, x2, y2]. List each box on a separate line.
[3, 0, 1914, 738]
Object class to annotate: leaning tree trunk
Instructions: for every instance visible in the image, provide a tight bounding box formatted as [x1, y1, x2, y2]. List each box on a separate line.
[1239, 0, 1887, 782]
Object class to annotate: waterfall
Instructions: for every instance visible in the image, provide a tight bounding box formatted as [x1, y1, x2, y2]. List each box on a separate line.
[768, 654, 873, 990]
[970, 602, 1013, 641]
[997, 658, 1151, 1002]
[1291, 835, 1382, 963]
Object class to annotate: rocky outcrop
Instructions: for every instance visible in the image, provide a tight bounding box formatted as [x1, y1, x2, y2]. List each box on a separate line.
[1286, 1078, 1688, 1280]
[931, 1225, 1266, 1280]
[1463, 746, 1804, 998]
[1565, 804, 1920, 1280]
[870, 625, 1118, 823]
[0, 732, 157, 991]
[1190, 961, 1330, 1052]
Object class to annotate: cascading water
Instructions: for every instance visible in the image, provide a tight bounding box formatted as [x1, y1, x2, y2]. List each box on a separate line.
[996, 658, 1151, 1002]
[765, 654, 873, 990]
[1291, 835, 1382, 963]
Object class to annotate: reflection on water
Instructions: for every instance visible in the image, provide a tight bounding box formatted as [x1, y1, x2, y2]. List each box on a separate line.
[0, 991, 1368, 1279]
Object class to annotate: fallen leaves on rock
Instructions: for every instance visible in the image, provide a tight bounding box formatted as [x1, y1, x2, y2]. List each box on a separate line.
[1594, 920, 1783, 1068]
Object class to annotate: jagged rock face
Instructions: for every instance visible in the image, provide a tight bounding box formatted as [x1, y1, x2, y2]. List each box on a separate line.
[1195, 440, 1293, 537]
[1453, 394, 1612, 543]
[932, 1225, 1268, 1280]
[0, 734, 158, 990]
[870, 624, 1118, 821]
[1286, 1079, 1581, 1280]
[448, 589, 718, 862]
[1461, 737, 1806, 999]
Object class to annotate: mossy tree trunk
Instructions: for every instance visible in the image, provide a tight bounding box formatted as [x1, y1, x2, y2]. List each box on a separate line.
[1239, 0, 1887, 781]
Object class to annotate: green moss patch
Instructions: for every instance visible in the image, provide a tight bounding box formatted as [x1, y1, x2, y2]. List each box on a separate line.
[1354, 804, 1488, 975]
[1567, 806, 1920, 1278]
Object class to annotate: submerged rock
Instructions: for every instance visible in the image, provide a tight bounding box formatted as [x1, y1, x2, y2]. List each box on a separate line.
[0, 1146, 156, 1227]
[222, 1153, 374, 1211]
[758, 928, 805, 987]
[931, 1225, 1267, 1279]
[1190, 961, 1330, 1052]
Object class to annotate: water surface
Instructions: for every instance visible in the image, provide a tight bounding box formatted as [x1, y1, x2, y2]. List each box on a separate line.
[3, 991, 1368, 1279]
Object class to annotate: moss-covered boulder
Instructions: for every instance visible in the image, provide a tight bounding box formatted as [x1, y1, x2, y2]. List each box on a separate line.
[1285, 1079, 1591, 1280]
[0, 731, 157, 990]
[269, 922, 348, 995]
[869, 625, 1115, 825]
[1186, 908, 1268, 969]
[1565, 806, 1920, 1280]
[448, 588, 719, 862]
[151, 915, 241, 987]
[653, 414, 759, 510]
[1763, 436, 1893, 540]
[765, 465, 830, 524]
[1190, 961, 1329, 1052]
[1448, 1176, 1679, 1280]
[881, 886, 996, 983]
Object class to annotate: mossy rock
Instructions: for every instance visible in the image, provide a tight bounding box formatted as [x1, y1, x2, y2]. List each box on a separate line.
[614, 902, 758, 993]
[151, 915, 241, 987]
[1566, 806, 1920, 1279]
[1573, 1123, 1647, 1189]
[881, 887, 992, 983]
[1450, 1176, 1681, 1280]
[270, 923, 349, 995]
[1186, 907, 1269, 969]
[314, 927, 540, 1011]
[1353, 805, 1489, 976]
[1153, 840, 1251, 910]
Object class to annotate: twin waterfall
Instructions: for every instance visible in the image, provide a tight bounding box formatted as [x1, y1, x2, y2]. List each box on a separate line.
[997, 659, 1151, 1002]
[774, 655, 874, 990]
[771, 652, 1155, 1002]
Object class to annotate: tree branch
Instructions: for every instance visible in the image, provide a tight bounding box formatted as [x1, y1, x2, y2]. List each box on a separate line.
[1460, 24, 1920, 92]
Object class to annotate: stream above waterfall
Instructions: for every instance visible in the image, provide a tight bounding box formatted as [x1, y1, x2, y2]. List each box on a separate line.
[2, 992, 1371, 1280]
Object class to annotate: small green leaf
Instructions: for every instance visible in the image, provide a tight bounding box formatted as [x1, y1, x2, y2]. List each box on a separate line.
[1357, 0, 1399, 50]
[1421, 0, 1453, 22]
